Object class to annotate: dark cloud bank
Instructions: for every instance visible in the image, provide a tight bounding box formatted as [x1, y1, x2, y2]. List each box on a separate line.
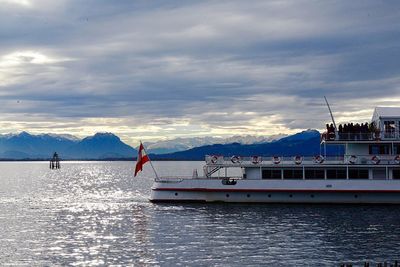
[0, 0, 399, 144]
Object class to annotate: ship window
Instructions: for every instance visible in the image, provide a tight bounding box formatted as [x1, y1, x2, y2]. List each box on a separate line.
[372, 168, 386, 180]
[348, 168, 369, 179]
[394, 145, 400, 155]
[283, 169, 303, 179]
[369, 144, 390, 155]
[262, 169, 281, 179]
[384, 121, 396, 132]
[326, 168, 347, 179]
[384, 121, 396, 138]
[393, 169, 400, 179]
[305, 168, 325, 179]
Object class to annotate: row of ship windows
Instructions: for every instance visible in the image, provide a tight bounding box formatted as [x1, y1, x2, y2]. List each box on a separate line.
[261, 168, 400, 179]
[369, 144, 400, 154]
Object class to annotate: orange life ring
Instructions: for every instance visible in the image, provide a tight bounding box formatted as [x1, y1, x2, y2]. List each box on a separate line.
[231, 155, 242, 164]
[251, 156, 262, 164]
[394, 155, 400, 164]
[371, 155, 381, 164]
[314, 155, 325, 164]
[272, 156, 281, 164]
[293, 155, 303, 165]
[348, 155, 357, 164]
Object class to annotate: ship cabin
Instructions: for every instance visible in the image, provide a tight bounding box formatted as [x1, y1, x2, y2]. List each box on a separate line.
[204, 107, 400, 181]
[323, 106, 400, 158]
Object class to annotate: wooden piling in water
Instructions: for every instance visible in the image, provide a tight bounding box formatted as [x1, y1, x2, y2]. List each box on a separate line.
[49, 152, 61, 169]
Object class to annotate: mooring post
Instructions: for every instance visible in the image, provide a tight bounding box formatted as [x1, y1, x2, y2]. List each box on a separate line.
[50, 152, 61, 170]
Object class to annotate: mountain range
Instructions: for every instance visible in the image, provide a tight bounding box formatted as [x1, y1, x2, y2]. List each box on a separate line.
[154, 130, 343, 160]
[144, 134, 287, 154]
[0, 132, 136, 159]
[0, 130, 343, 160]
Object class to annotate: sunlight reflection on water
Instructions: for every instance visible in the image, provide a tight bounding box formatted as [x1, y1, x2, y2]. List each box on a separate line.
[0, 161, 400, 266]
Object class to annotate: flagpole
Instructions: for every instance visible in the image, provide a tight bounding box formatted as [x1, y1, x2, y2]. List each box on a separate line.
[140, 140, 159, 179]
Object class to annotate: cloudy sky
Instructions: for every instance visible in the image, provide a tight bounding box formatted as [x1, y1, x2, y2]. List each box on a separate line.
[0, 0, 399, 145]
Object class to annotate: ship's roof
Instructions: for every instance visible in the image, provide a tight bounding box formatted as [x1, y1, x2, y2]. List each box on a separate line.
[372, 106, 400, 120]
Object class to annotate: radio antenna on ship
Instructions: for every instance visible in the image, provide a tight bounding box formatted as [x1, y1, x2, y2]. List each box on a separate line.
[324, 96, 337, 132]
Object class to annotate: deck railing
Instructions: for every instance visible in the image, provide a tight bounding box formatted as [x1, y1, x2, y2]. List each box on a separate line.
[323, 130, 400, 141]
[205, 155, 344, 166]
[205, 155, 400, 166]
[344, 154, 400, 165]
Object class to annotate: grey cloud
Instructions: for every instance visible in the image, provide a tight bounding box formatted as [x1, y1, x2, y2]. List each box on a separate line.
[0, 0, 400, 143]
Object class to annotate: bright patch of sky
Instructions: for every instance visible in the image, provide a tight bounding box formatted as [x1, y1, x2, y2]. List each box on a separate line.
[0, 0, 399, 145]
[0, 0, 31, 7]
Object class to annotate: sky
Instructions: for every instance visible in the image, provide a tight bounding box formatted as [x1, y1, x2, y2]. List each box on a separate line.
[0, 0, 400, 145]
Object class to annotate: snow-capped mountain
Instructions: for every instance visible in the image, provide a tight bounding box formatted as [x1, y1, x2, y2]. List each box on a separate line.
[145, 134, 288, 154]
[43, 133, 81, 142]
[0, 132, 81, 142]
[154, 129, 342, 160]
[0, 130, 323, 159]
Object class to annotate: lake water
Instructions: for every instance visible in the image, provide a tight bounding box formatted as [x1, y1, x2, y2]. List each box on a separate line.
[0, 161, 400, 266]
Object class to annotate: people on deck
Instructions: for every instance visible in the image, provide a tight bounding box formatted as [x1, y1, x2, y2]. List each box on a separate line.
[330, 121, 372, 140]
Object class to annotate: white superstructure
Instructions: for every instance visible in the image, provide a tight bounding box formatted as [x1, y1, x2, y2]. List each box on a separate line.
[150, 107, 400, 203]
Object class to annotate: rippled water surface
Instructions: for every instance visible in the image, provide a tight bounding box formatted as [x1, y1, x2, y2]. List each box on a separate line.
[1, 161, 400, 266]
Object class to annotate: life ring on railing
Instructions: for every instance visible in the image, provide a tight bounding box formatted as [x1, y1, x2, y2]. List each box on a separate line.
[251, 156, 262, 164]
[328, 131, 335, 140]
[272, 156, 281, 164]
[293, 155, 303, 165]
[210, 155, 218, 164]
[348, 155, 357, 164]
[231, 155, 242, 164]
[371, 155, 381, 164]
[394, 155, 400, 164]
[314, 155, 325, 164]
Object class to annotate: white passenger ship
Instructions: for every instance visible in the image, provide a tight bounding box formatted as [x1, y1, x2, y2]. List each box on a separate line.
[150, 107, 400, 203]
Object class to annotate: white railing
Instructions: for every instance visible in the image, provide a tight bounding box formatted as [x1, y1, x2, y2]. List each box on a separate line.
[205, 155, 400, 166]
[205, 155, 344, 165]
[344, 154, 400, 165]
[382, 131, 400, 139]
[155, 175, 244, 181]
[155, 177, 186, 183]
[323, 130, 400, 141]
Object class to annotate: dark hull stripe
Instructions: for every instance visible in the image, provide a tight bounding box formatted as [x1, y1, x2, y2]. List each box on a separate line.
[149, 199, 400, 204]
[152, 188, 400, 193]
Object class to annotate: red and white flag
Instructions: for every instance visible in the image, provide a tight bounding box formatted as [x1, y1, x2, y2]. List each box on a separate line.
[134, 142, 150, 177]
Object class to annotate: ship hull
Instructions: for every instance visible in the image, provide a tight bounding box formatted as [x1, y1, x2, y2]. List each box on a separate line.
[150, 178, 400, 203]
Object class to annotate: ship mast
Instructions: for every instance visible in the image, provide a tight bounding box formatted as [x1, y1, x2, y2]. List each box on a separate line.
[324, 96, 338, 134]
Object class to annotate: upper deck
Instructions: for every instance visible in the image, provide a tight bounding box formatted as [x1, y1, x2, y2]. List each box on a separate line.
[323, 107, 400, 143]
